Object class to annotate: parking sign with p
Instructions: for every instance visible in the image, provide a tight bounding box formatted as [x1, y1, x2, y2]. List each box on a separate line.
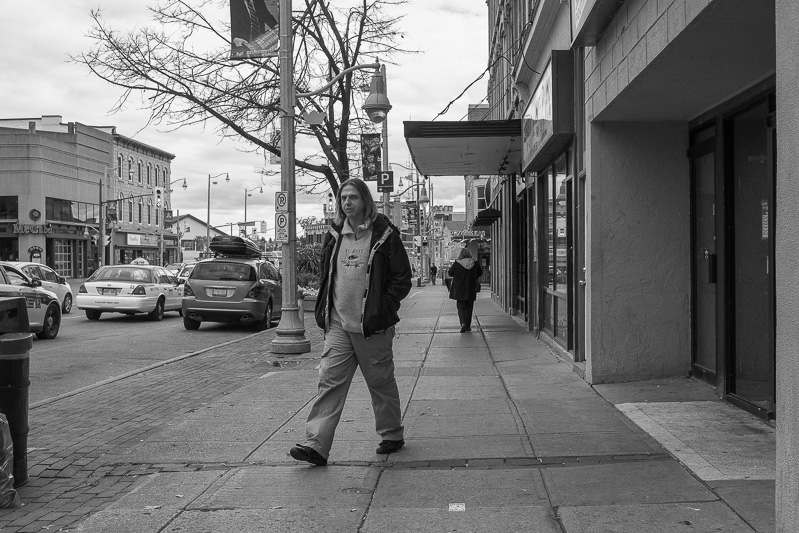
[377, 171, 394, 192]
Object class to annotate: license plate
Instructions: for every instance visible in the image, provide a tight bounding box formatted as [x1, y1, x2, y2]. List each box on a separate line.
[212, 288, 227, 297]
[100, 288, 120, 296]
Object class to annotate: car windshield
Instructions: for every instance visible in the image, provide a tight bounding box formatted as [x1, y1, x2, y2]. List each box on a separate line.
[164, 263, 181, 272]
[90, 266, 154, 283]
[192, 262, 256, 282]
[178, 264, 195, 277]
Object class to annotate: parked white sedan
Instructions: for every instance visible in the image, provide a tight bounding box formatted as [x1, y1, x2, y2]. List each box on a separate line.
[76, 265, 183, 321]
[0, 261, 75, 314]
[0, 264, 62, 339]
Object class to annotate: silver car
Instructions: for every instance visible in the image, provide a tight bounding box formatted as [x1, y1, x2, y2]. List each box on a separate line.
[0, 264, 62, 339]
[1, 261, 75, 313]
[182, 257, 282, 331]
[76, 265, 183, 321]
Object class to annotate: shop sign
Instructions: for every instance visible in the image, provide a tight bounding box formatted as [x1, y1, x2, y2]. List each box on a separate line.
[521, 51, 574, 173]
[13, 223, 53, 234]
[451, 230, 485, 239]
[126, 233, 160, 246]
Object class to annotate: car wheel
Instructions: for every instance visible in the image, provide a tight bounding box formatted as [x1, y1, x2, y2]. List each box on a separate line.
[183, 315, 200, 330]
[36, 303, 61, 340]
[86, 310, 102, 320]
[148, 298, 165, 321]
[255, 301, 273, 331]
[62, 294, 73, 314]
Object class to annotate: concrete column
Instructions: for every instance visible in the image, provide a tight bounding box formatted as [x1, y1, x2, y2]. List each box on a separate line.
[586, 121, 690, 383]
[775, 1, 799, 530]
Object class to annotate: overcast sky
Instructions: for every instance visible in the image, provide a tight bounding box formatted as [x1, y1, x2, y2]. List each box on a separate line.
[0, 1, 487, 238]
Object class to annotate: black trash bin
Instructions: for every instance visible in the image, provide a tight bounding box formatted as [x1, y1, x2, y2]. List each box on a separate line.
[0, 297, 33, 488]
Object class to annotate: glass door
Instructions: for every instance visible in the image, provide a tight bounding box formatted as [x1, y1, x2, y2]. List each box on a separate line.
[727, 98, 775, 416]
[690, 128, 717, 379]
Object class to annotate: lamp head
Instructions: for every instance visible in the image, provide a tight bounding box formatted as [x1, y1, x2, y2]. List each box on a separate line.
[182, 178, 187, 190]
[363, 70, 392, 123]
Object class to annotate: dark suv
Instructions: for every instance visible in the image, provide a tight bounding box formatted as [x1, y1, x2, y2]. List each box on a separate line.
[181, 257, 282, 330]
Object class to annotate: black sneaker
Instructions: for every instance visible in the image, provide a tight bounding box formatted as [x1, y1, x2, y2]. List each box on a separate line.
[290, 444, 327, 466]
[376, 439, 405, 454]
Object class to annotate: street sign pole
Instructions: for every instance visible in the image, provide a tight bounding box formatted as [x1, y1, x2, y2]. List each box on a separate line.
[271, 3, 310, 354]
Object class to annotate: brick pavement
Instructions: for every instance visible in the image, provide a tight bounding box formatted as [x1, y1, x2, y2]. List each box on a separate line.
[0, 328, 323, 533]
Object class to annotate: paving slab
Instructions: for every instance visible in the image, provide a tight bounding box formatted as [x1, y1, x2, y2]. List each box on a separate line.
[520, 406, 639, 435]
[557, 501, 756, 532]
[531, 431, 664, 457]
[361, 506, 562, 533]
[395, 435, 531, 462]
[617, 401, 775, 481]
[370, 468, 549, 508]
[404, 412, 521, 438]
[593, 377, 721, 404]
[77, 508, 181, 533]
[163, 508, 365, 533]
[190, 465, 374, 510]
[542, 460, 719, 507]
[405, 399, 517, 417]
[709, 479, 775, 533]
[101, 440, 262, 463]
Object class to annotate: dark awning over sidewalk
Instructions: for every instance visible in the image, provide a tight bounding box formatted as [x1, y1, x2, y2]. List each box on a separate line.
[472, 208, 501, 227]
[404, 120, 522, 176]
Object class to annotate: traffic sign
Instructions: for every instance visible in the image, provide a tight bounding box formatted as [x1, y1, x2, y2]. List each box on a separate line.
[275, 212, 289, 243]
[275, 191, 288, 212]
[377, 171, 394, 192]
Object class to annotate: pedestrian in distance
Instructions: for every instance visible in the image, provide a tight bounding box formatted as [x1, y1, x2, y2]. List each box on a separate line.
[448, 248, 483, 333]
[429, 264, 437, 285]
[290, 178, 413, 466]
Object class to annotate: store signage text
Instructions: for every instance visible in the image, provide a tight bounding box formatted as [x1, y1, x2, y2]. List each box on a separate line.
[13, 223, 53, 234]
[522, 61, 553, 167]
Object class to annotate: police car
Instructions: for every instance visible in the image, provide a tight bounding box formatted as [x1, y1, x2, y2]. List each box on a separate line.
[0, 263, 62, 339]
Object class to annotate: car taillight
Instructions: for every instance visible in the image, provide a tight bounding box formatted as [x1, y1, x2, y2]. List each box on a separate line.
[246, 284, 263, 299]
[132, 285, 147, 296]
[183, 283, 194, 297]
[79, 284, 87, 293]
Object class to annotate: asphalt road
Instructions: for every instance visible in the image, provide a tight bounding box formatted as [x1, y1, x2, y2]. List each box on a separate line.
[27, 308, 268, 404]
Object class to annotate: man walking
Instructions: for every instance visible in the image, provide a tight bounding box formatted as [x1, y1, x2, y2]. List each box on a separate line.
[430, 264, 437, 285]
[290, 178, 412, 466]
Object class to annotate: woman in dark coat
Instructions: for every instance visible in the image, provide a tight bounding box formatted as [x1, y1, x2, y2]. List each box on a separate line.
[448, 248, 483, 333]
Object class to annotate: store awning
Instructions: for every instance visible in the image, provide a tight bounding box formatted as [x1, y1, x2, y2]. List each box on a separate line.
[472, 208, 501, 228]
[404, 120, 522, 176]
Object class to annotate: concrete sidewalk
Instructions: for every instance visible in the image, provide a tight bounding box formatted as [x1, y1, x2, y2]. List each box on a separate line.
[6, 284, 774, 531]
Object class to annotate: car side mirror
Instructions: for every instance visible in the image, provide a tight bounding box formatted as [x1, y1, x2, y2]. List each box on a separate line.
[58, 275, 66, 284]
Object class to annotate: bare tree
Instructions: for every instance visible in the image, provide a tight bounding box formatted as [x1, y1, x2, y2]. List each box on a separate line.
[73, 0, 411, 194]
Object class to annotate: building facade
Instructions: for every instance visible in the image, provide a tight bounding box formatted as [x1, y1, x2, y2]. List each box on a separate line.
[0, 115, 178, 276]
[406, 0, 799, 527]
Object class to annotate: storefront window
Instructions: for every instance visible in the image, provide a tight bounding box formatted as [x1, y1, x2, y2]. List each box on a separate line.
[45, 198, 99, 223]
[553, 154, 568, 292]
[0, 196, 18, 219]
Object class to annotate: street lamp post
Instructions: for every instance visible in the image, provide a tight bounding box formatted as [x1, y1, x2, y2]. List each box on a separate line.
[207, 173, 230, 256]
[244, 186, 263, 229]
[160, 178, 187, 265]
[100, 164, 133, 267]
[271, 4, 390, 353]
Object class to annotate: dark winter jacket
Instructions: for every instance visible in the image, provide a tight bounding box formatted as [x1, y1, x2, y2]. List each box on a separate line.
[448, 257, 483, 301]
[315, 213, 412, 337]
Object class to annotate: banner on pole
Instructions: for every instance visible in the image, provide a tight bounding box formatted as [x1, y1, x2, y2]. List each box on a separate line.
[230, 0, 280, 59]
[361, 133, 382, 181]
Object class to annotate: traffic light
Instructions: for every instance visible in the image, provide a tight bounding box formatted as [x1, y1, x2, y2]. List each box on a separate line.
[154, 187, 163, 207]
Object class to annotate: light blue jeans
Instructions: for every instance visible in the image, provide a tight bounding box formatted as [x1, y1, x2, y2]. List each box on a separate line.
[303, 317, 404, 458]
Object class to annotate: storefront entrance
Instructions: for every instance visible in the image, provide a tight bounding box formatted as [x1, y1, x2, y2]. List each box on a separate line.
[690, 91, 776, 418]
